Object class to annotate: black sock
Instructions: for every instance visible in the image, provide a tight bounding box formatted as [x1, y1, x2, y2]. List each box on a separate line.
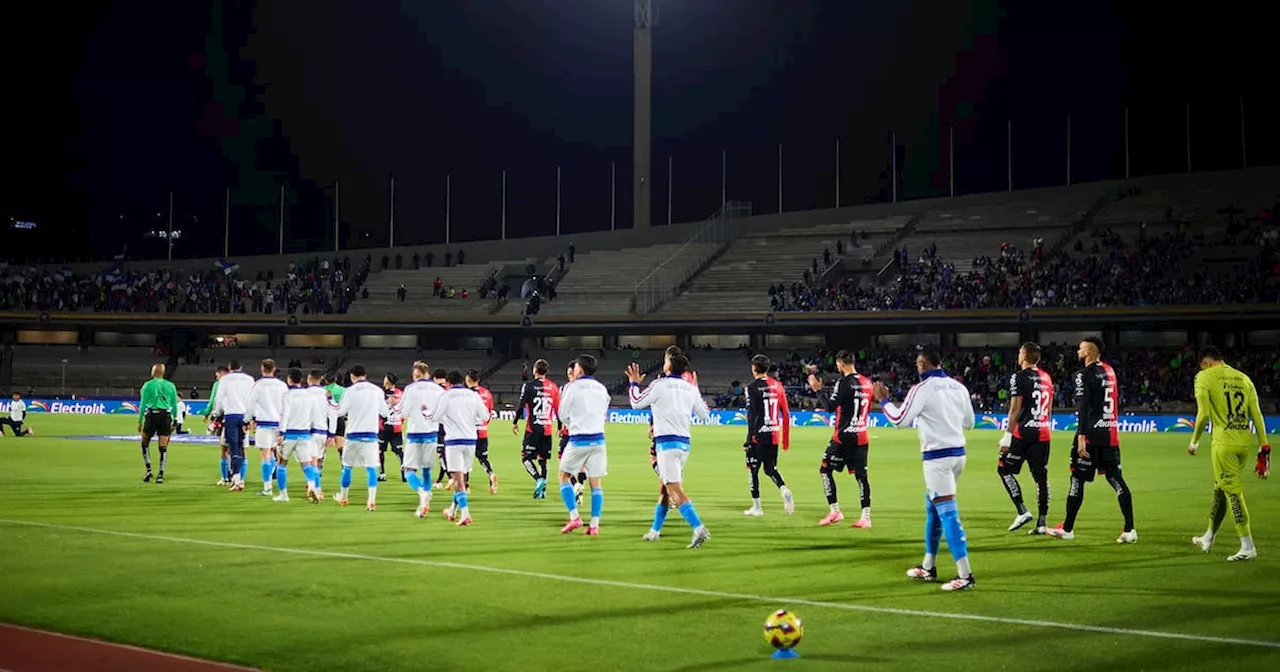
[748, 463, 761, 499]
[465, 473, 470, 489]
[765, 466, 786, 489]
[820, 468, 838, 506]
[142, 443, 152, 471]
[999, 468, 1027, 515]
[1063, 476, 1085, 532]
[538, 458, 548, 480]
[1107, 474, 1134, 532]
[158, 447, 168, 474]
[478, 456, 493, 475]
[854, 469, 871, 510]
[522, 458, 539, 481]
[1033, 470, 1050, 524]
[378, 449, 386, 474]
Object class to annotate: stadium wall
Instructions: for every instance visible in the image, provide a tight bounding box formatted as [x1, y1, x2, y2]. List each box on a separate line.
[4, 398, 1274, 435]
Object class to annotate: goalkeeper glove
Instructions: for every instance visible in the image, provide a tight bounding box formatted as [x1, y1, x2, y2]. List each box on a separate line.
[1257, 445, 1271, 479]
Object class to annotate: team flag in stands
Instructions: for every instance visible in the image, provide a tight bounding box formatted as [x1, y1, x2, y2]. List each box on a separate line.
[214, 258, 239, 276]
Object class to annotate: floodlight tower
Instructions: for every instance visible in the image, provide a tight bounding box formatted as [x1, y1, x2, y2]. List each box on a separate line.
[633, 0, 655, 229]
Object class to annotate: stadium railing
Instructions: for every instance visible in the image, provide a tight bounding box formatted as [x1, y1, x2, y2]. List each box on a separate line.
[632, 201, 750, 315]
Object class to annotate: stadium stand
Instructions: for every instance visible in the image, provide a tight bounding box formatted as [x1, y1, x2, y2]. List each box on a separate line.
[349, 260, 531, 317]
[525, 242, 722, 316]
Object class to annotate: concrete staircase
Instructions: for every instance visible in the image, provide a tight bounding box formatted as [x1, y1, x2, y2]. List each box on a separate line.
[518, 243, 722, 317]
[350, 260, 535, 318]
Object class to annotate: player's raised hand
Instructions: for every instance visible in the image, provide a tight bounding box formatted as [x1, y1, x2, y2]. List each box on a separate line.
[1257, 445, 1271, 479]
[807, 373, 823, 392]
[625, 362, 646, 385]
[872, 381, 891, 402]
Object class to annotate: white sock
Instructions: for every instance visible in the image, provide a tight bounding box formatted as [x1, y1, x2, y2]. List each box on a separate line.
[590, 516, 600, 527]
[830, 503, 841, 513]
[956, 557, 972, 578]
[1201, 529, 1214, 542]
[339, 487, 349, 499]
[861, 507, 871, 519]
[922, 553, 936, 571]
[781, 486, 791, 498]
[368, 487, 377, 504]
[752, 497, 762, 509]
[1241, 536, 1255, 552]
[460, 506, 470, 520]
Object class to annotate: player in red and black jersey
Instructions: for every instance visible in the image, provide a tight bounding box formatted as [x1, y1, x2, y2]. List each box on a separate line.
[807, 349, 875, 529]
[743, 354, 795, 517]
[1047, 337, 1137, 543]
[998, 342, 1055, 534]
[465, 370, 497, 494]
[514, 358, 560, 499]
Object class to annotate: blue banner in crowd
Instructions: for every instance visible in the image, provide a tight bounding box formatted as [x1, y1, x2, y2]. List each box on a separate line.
[3, 398, 1277, 434]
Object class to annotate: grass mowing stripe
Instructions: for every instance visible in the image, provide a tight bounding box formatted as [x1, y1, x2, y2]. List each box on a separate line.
[5, 518, 1278, 650]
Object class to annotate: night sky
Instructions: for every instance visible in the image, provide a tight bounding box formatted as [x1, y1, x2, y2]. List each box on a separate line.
[3, 0, 1276, 262]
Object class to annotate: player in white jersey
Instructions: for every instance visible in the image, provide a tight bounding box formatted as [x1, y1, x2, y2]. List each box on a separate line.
[306, 370, 333, 486]
[557, 354, 611, 536]
[175, 394, 189, 434]
[430, 370, 490, 526]
[875, 349, 977, 592]
[247, 358, 288, 496]
[276, 368, 327, 503]
[627, 352, 712, 548]
[334, 365, 390, 510]
[400, 361, 445, 518]
[210, 360, 256, 492]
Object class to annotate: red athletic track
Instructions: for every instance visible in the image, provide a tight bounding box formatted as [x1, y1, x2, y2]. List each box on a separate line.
[0, 624, 259, 672]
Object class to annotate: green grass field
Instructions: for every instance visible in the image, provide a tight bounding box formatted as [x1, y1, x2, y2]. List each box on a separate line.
[1, 415, 1278, 671]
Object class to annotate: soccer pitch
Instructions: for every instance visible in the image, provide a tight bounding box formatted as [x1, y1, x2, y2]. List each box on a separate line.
[1, 416, 1277, 671]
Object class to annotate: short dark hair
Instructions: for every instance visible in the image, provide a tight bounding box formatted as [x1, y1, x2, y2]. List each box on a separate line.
[668, 353, 690, 376]
[384, 372, 398, 386]
[229, 360, 241, 370]
[446, 369, 466, 386]
[575, 353, 599, 376]
[1082, 336, 1105, 355]
[466, 369, 481, 383]
[1199, 345, 1223, 362]
[918, 348, 942, 367]
[751, 354, 771, 374]
[835, 349, 856, 366]
[261, 358, 276, 374]
[665, 345, 683, 357]
[308, 368, 324, 382]
[215, 366, 229, 374]
[533, 358, 549, 375]
[1020, 342, 1042, 365]
[349, 364, 366, 379]
[288, 368, 304, 384]
[432, 368, 447, 381]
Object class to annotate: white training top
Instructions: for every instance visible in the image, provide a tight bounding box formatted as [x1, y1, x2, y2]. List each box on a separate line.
[430, 387, 489, 445]
[177, 401, 187, 425]
[628, 375, 710, 448]
[337, 380, 389, 439]
[882, 370, 975, 455]
[400, 379, 445, 436]
[281, 386, 327, 434]
[305, 386, 331, 433]
[211, 370, 255, 417]
[9, 399, 26, 423]
[247, 376, 288, 426]
[560, 377, 610, 447]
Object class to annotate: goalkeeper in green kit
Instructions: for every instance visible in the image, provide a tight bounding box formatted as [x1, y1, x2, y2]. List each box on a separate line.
[1187, 347, 1270, 561]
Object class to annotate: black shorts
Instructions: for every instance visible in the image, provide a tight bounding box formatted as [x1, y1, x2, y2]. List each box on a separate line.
[557, 433, 569, 458]
[745, 440, 781, 470]
[1002, 438, 1049, 474]
[822, 441, 868, 474]
[476, 437, 490, 461]
[1070, 443, 1121, 483]
[335, 416, 347, 437]
[143, 411, 173, 437]
[522, 433, 553, 461]
[378, 426, 403, 450]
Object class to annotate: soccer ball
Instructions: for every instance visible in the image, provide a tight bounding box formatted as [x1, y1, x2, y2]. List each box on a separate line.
[763, 609, 803, 650]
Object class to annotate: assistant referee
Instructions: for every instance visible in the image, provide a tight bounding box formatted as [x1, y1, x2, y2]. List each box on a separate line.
[139, 364, 179, 484]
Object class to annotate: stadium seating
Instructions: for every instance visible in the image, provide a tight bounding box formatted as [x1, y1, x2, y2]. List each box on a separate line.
[662, 218, 907, 315]
[524, 243, 721, 317]
[11, 346, 165, 397]
[350, 260, 534, 317]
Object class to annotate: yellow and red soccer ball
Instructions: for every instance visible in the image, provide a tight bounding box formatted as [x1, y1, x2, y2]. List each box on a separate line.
[763, 609, 803, 650]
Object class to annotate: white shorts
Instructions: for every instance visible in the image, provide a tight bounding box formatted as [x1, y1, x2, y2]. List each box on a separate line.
[279, 438, 314, 464]
[256, 428, 278, 451]
[341, 440, 379, 469]
[444, 444, 476, 474]
[312, 432, 328, 461]
[923, 455, 966, 500]
[404, 440, 438, 471]
[560, 446, 608, 478]
[656, 449, 688, 485]
[327, 413, 338, 435]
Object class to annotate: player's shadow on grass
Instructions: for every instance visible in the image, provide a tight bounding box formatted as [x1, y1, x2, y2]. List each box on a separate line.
[668, 653, 887, 670]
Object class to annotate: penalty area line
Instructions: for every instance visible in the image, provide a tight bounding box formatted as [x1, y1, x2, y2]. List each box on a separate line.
[2, 518, 1277, 650]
